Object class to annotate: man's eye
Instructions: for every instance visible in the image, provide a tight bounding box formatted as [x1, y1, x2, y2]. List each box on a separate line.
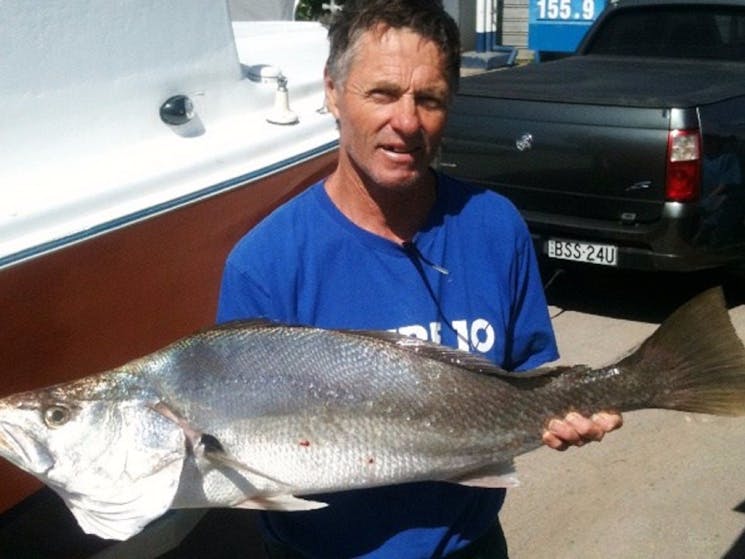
[417, 96, 446, 110]
[369, 90, 396, 103]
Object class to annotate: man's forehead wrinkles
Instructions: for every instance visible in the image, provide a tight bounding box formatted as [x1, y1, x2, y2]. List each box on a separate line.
[363, 74, 448, 94]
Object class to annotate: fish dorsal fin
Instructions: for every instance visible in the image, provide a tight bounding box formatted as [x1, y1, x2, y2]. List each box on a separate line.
[210, 321, 518, 377]
[209, 318, 279, 332]
[341, 329, 578, 382]
[341, 329, 586, 388]
[207, 319, 560, 377]
[207, 320, 579, 384]
[340, 329, 513, 375]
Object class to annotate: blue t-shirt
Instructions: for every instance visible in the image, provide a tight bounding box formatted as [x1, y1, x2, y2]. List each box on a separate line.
[217, 172, 558, 558]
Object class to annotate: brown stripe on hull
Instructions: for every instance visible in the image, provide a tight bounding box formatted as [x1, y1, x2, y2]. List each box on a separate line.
[0, 149, 337, 512]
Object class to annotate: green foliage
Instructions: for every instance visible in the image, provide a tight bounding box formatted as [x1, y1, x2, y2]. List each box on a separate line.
[295, 0, 346, 21]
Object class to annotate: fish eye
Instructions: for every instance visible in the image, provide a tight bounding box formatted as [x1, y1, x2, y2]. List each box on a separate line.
[43, 405, 71, 428]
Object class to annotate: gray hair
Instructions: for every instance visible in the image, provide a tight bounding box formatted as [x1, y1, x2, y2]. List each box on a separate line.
[325, 0, 461, 93]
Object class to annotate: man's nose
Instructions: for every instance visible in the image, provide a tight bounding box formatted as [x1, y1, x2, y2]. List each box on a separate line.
[390, 95, 421, 135]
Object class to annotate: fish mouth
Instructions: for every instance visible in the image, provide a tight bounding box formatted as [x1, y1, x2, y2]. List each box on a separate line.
[0, 423, 53, 475]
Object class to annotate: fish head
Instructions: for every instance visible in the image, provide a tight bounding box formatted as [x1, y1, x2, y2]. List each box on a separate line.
[0, 376, 188, 540]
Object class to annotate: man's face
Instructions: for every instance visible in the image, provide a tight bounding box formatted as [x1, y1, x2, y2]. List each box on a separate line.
[325, 26, 451, 192]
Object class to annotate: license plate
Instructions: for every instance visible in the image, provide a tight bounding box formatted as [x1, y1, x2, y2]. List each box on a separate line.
[546, 239, 618, 266]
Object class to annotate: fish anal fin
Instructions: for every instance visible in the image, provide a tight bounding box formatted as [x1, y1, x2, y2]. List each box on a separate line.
[453, 462, 520, 489]
[234, 495, 328, 511]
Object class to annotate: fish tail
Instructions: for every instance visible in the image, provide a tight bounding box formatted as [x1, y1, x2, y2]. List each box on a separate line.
[617, 287, 745, 416]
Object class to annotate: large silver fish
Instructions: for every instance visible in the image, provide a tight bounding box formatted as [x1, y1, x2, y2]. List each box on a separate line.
[1, 287, 745, 540]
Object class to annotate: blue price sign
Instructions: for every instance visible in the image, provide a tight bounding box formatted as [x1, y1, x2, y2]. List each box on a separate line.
[528, 0, 606, 53]
[535, 0, 598, 21]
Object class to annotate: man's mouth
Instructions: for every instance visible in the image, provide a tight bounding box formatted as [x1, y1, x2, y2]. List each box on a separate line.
[382, 144, 419, 155]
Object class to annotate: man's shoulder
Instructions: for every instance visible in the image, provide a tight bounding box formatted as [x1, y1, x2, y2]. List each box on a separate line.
[436, 172, 527, 237]
[240, 181, 325, 238]
[438, 173, 520, 215]
[259, 180, 325, 227]
[226, 181, 326, 267]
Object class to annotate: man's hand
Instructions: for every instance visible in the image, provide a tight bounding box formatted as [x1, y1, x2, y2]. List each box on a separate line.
[542, 411, 623, 451]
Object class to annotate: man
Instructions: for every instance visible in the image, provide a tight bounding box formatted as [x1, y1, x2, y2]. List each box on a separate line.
[217, 1, 622, 556]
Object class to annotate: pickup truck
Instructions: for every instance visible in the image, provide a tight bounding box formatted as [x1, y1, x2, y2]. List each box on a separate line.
[439, 0, 745, 272]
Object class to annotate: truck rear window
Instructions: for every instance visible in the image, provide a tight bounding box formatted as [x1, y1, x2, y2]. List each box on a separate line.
[586, 5, 745, 61]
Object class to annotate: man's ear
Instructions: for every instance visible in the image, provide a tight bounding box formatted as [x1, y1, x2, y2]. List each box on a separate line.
[324, 67, 339, 120]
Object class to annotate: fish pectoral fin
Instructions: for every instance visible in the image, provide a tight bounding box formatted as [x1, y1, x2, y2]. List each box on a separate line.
[197, 435, 291, 489]
[150, 402, 206, 450]
[234, 494, 329, 511]
[453, 462, 520, 489]
[150, 403, 292, 489]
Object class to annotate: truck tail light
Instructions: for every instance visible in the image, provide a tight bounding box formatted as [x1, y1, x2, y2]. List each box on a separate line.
[665, 129, 701, 202]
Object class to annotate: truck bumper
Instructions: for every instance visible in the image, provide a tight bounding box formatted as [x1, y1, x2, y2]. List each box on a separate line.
[524, 203, 745, 272]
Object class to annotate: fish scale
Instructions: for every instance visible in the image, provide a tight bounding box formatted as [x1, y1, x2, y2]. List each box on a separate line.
[1, 287, 745, 540]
